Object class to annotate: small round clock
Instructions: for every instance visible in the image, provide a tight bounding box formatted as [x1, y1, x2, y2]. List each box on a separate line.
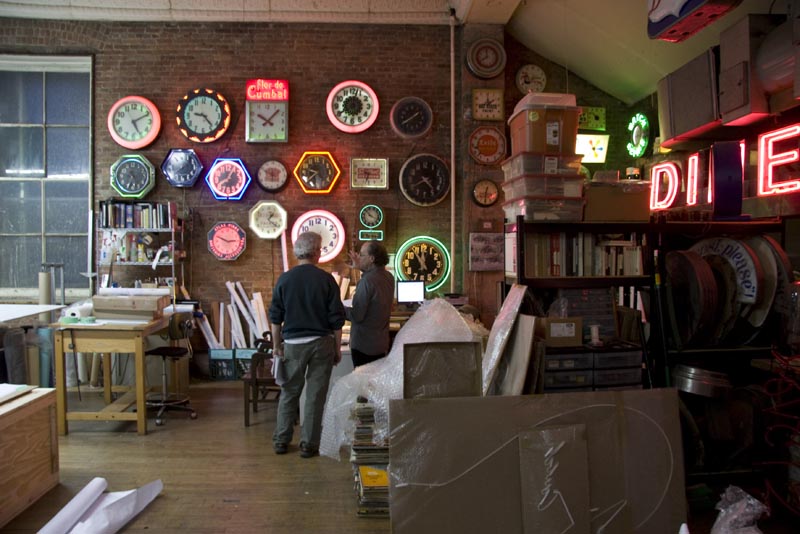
[466, 38, 507, 79]
[326, 80, 379, 134]
[107, 95, 161, 150]
[110, 154, 156, 199]
[468, 126, 507, 165]
[176, 88, 231, 143]
[208, 221, 246, 261]
[257, 160, 289, 192]
[472, 179, 500, 207]
[399, 153, 450, 207]
[390, 96, 433, 139]
[161, 148, 203, 188]
[293, 151, 341, 194]
[291, 209, 345, 264]
[358, 204, 384, 229]
[246, 100, 288, 143]
[394, 235, 451, 292]
[204, 158, 252, 200]
[516, 64, 547, 94]
[249, 200, 287, 240]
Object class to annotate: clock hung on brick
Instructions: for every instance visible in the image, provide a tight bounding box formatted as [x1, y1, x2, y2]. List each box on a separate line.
[291, 209, 345, 264]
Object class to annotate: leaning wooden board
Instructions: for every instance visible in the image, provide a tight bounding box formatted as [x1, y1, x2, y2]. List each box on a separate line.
[0, 388, 59, 528]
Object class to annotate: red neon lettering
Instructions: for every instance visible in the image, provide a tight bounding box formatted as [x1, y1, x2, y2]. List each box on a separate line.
[686, 153, 699, 205]
[650, 162, 680, 210]
[757, 124, 800, 196]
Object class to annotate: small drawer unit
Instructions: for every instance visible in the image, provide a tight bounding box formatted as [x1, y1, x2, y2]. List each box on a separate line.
[544, 350, 593, 371]
[543, 369, 593, 390]
[593, 367, 643, 387]
[593, 348, 642, 369]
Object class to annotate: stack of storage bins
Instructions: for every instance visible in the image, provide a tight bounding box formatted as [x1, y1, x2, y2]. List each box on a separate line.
[501, 93, 585, 221]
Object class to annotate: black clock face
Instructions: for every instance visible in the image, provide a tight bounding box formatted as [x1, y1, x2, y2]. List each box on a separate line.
[359, 204, 383, 228]
[110, 155, 155, 198]
[299, 155, 335, 191]
[176, 89, 231, 143]
[161, 149, 203, 188]
[390, 97, 433, 139]
[399, 240, 448, 286]
[399, 154, 450, 207]
[211, 161, 246, 197]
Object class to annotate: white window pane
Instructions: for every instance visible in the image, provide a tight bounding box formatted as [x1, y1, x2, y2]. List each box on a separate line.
[46, 72, 90, 126]
[46, 127, 89, 178]
[0, 126, 45, 177]
[0, 236, 41, 287]
[0, 181, 41, 233]
[45, 236, 90, 288]
[0, 71, 43, 124]
[45, 181, 88, 233]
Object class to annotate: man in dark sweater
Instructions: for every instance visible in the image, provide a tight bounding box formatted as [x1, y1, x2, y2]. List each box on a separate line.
[268, 231, 345, 458]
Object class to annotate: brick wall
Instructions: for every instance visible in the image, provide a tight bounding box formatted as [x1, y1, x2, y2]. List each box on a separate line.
[0, 17, 649, 328]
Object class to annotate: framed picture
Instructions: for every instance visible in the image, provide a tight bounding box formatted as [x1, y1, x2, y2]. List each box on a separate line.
[469, 232, 504, 271]
[350, 158, 389, 190]
[472, 88, 504, 121]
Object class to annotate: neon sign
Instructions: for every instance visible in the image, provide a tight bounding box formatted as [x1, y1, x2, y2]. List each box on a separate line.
[246, 79, 289, 101]
[757, 124, 800, 196]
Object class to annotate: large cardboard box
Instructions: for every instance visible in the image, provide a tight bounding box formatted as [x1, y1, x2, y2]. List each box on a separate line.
[389, 389, 686, 534]
[92, 295, 170, 320]
[536, 316, 583, 347]
[584, 183, 651, 222]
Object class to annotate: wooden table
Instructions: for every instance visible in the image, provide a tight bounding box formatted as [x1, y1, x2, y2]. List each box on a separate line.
[53, 317, 168, 435]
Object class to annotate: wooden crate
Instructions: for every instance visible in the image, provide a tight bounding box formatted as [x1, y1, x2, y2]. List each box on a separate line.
[0, 388, 59, 528]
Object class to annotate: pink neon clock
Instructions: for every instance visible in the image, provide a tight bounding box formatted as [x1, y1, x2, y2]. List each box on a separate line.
[326, 80, 379, 134]
[291, 209, 345, 263]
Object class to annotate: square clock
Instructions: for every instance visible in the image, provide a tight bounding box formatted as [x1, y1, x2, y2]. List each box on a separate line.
[350, 158, 388, 190]
[245, 100, 288, 143]
[472, 88, 504, 121]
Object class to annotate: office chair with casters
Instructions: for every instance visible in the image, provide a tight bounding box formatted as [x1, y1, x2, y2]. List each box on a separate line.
[243, 331, 281, 427]
[145, 312, 197, 425]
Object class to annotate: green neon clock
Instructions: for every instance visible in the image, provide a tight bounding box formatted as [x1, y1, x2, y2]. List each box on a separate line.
[394, 235, 451, 292]
[626, 113, 650, 158]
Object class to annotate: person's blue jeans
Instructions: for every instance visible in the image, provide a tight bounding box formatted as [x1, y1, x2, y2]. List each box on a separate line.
[273, 335, 335, 448]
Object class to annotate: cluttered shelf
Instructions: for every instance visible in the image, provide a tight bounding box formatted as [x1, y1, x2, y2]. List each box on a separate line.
[506, 274, 651, 289]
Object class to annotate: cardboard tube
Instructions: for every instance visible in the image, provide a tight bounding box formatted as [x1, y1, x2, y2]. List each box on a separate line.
[39, 271, 52, 322]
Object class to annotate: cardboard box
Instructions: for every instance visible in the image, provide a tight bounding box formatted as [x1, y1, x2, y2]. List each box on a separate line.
[536, 317, 583, 347]
[584, 183, 651, 222]
[388, 389, 686, 534]
[92, 295, 170, 320]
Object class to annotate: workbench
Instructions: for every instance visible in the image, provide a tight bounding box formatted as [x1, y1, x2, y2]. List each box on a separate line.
[53, 316, 168, 435]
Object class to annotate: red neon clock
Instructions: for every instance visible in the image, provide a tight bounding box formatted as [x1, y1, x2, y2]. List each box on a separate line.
[205, 158, 252, 200]
[291, 209, 345, 263]
[326, 80, 379, 134]
[293, 151, 341, 194]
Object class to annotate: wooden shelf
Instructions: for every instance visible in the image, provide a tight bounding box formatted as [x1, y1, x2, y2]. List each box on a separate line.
[508, 275, 650, 288]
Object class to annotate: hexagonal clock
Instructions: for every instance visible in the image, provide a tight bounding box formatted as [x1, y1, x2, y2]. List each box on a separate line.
[204, 157, 252, 200]
[249, 200, 287, 240]
[161, 148, 203, 188]
[293, 151, 341, 194]
[110, 154, 156, 199]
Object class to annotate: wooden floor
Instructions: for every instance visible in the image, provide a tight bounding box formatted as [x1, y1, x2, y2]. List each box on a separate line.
[3, 381, 391, 534]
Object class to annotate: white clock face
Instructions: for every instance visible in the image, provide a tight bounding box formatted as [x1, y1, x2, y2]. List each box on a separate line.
[291, 209, 345, 263]
[183, 95, 223, 134]
[246, 101, 288, 143]
[359, 204, 383, 229]
[257, 160, 288, 192]
[516, 64, 547, 94]
[249, 201, 287, 239]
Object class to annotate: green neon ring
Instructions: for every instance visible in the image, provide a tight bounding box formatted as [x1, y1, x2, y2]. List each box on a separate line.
[626, 113, 650, 158]
[394, 235, 451, 292]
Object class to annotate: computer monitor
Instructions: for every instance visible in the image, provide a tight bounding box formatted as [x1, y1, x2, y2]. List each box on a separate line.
[396, 280, 425, 304]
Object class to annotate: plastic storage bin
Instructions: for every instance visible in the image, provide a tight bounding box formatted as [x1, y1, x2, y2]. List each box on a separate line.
[593, 349, 642, 369]
[593, 367, 642, 386]
[544, 351, 593, 371]
[502, 195, 584, 222]
[543, 369, 593, 388]
[508, 93, 581, 155]
[501, 152, 583, 179]
[501, 174, 584, 199]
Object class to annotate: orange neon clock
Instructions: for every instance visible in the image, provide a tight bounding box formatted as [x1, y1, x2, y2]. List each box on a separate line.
[293, 151, 341, 194]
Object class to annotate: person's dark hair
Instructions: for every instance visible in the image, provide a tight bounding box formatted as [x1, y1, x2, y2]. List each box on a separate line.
[294, 232, 322, 259]
[364, 240, 389, 267]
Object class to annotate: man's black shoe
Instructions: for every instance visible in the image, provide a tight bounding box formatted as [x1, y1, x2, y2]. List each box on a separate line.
[274, 442, 288, 455]
[299, 441, 318, 458]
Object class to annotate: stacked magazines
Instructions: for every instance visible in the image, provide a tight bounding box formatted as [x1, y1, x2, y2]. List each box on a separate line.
[350, 397, 390, 517]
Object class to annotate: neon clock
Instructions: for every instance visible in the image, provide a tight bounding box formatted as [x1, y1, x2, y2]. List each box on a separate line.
[326, 80, 379, 134]
[208, 221, 246, 261]
[626, 113, 650, 158]
[293, 151, 341, 194]
[291, 209, 345, 263]
[204, 158, 252, 200]
[394, 235, 451, 292]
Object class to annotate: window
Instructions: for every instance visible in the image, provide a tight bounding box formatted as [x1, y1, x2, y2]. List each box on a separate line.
[0, 55, 92, 301]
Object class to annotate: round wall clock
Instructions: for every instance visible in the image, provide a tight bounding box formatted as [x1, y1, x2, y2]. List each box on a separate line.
[176, 88, 231, 143]
[249, 200, 287, 240]
[468, 126, 507, 165]
[204, 158, 252, 200]
[466, 38, 507, 79]
[399, 153, 450, 207]
[110, 154, 156, 199]
[246, 100, 288, 143]
[394, 235, 451, 292]
[257, 160, 289, 192]
[326, 80, 379, 134]
[390, 96, 433, 139]
[472, 179, 500, 207]
[626, 113, 650, 158]
[515, 64, 547, 94]
[107, 95, 161, 150]
[358, 204, 384, 229]
[207, 221, 246, 261]
[161, 148, 203, 188]
[291, 209, 345, 263]
[293, 151, 341, 194]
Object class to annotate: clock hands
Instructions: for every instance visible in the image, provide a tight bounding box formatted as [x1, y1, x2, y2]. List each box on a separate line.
[216, 236, 236, 243]
[258, 109, 280, 126]
[401, 112, 420, 125]
[193, 111, 214, 128]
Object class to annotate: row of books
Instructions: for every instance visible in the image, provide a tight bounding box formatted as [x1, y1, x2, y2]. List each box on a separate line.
[98, 200, 175, 230]
[350, 397, 390, 518]
[522, 232, 646, 278]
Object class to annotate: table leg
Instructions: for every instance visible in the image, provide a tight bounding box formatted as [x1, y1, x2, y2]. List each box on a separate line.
[54, 330, 67, 435]
[103, 353, 112, 404]
[134, 333, 147, 435]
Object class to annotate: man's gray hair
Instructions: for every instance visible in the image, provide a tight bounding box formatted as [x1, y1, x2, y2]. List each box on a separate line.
[294, 231, 322, 259]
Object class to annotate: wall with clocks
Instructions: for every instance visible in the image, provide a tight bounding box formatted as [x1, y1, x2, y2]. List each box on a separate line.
[0, 18, 652, 329]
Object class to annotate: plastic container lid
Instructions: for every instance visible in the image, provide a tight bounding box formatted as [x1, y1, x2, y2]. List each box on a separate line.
[509, 92, 579, 124]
